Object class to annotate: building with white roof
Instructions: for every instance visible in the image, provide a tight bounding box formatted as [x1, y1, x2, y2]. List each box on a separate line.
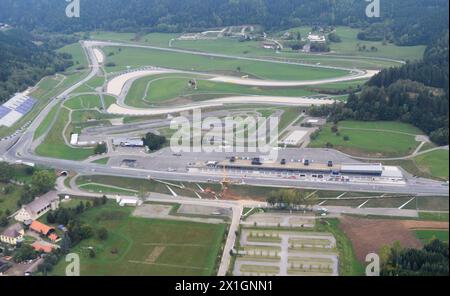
[307, 33, 326, 43]
[0, 93, 37, 127]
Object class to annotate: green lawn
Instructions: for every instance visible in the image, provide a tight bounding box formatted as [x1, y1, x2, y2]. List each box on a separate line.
[64, 94, 103, 110]
[418, 212, 449, 222]
[338, 121, 424, 135]
[414, 150, 449, 181]
[34, 103, 60, 140]
[91, 157, 110, 165]
[322, 26, 425, 61]
[125, 74, 317, 107]
[76, 175, 172, 196]
[103, 95, 117, 109]
[278, 107, 302, 131]
[104, 46, 348, 81]
[170, 29, 409, 69]
[50, 202, 226, 276]
[414, 230, 449, 244]
[87, 75, 106, 88]
[0, 183, 22, 215]
[79, 183, 138, 195]
[309, 121, 420, 157]
[58, 43, 88, 71]
[89, 30, 406, 70]
[35, 108, 95, 160]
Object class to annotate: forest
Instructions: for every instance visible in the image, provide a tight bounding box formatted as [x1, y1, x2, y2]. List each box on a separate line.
[0, 0, 448, 46]
[0, 29, 75, 102]
[381, 239, 448, 276]
[0, 29, 75, 103]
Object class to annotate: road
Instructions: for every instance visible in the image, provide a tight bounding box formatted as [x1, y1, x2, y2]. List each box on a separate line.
[86, 40, 366, 75]
[1, 38, 448, 276]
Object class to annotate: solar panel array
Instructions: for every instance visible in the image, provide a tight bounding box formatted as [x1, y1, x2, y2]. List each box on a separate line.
[0, 106, 10, 119]
[0, 94, 37, 127]
[16, 97, 37, 115]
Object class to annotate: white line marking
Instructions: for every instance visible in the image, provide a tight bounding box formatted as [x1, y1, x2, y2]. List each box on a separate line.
[357, 199, 370, 208]
[398, 197, 416, 210]
[166, 185, 178, 197]
[336, 192, 347, 199]
[196, 183, 205, 192]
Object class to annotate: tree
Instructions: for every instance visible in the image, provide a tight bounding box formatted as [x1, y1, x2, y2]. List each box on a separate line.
[328, 32, 341, 43]
[0, 162, 13, 182]
[13, 245, 38, 262]
[30, 171, 56, 195]
[0, 215, 8, 227]
[143, 133, 166, 151]
[60, 232, 72, 254]
[88, 248, 96, 258]
[37, 262, 53, 275]
[94, 143, 107, 155]
[75, 201, 85, 214]
[97, 227, 108, 240]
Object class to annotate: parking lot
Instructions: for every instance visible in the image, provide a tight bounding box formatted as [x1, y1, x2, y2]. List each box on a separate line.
[233, 227, 339, 276]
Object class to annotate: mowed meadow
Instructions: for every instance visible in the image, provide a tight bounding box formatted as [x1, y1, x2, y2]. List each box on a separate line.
[51, 202, 226, 276]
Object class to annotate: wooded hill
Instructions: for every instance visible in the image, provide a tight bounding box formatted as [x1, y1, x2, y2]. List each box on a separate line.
[0, 0, 448, 46]
[0, 29, 75, 102]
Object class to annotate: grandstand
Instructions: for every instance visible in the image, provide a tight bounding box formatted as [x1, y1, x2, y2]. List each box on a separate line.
[0, 93, 37, 127]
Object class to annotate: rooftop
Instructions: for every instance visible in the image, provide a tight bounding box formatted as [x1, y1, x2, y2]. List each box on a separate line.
[23, 191, 59, 214]
[30, 220, 55, 235]
[1, 223, 23, 238]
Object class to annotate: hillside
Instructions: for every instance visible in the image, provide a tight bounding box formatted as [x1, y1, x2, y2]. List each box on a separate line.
[0, 29, 74, 102]
[0, 0, 448, 46]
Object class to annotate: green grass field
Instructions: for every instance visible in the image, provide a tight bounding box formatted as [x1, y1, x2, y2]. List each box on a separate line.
[125, 74, 317, 107]
[89, 29, 409, 70]
[35, 108, 95, 160]
[414, 230, 449, 244]
[58, 43, 88, 71]
[0, 183, 22, 215]
[50, 202, 226, 276]
[79, 183, 138, 195]
[418, 212, 449, 222]
[309, 121, 420, 157]
[326, 26, 426, 61]
[91, 157, 110, 165]
[64, 94, 103, 110]
[33, 103, 60, 140]
[414, 150, 449, 181]
[338, 121, 424, 134]
[104, 46, 348, 81]
[76, 175, 172, 195]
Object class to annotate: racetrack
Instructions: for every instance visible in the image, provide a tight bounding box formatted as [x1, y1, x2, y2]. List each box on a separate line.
[93, 40, 377, 116]
[107, 95, 335, 116]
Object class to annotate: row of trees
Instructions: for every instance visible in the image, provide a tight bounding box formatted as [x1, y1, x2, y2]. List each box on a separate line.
[267, 189, 318, 210]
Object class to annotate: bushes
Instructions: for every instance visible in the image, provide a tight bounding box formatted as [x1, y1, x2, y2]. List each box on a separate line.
[143, 132, 166, 151]
[94, 142, 107, 155]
